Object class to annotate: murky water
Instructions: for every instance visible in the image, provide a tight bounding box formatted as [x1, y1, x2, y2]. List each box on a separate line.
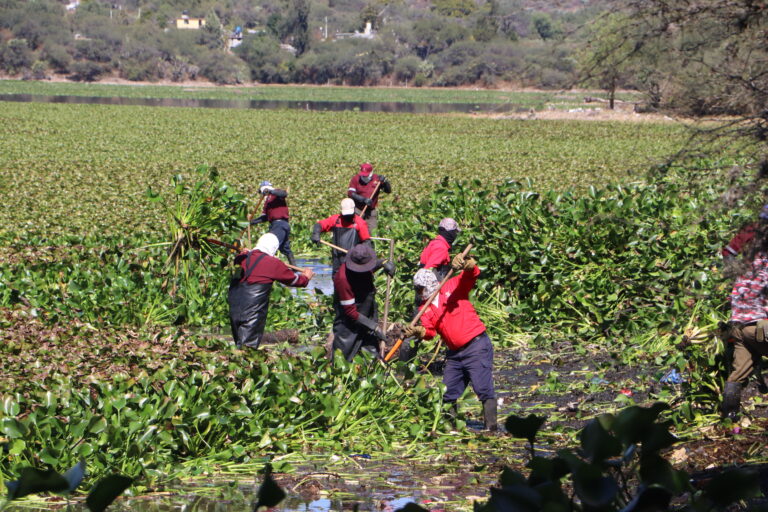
[0, 93, 521, 114]
[296, 258, 334, 296]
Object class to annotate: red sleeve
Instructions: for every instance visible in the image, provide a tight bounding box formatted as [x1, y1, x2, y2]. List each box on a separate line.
[318, 214, 338, 232]
[333, 268, 359, 321]
[347, 176, 358, 197]
[356, 216, 370, 241]
[269, 258, 309, 287]
[723, 223, 757, 257]
[453, 266, 480, 299]
[419, 307, 437, 340]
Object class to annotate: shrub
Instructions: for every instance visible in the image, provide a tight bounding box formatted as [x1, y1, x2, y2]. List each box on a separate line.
[198, 52, 249, 85]
[68, 60, 105, 81]
[412, 72, 428, 87]
[0, 39, 33, 74]
[42, 44, 71, 73]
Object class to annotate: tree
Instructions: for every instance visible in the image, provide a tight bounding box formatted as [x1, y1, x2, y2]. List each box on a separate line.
[199, 9, 225, 50]
[578, 13, 636, 109]
[0, 39, 33, 74]
[473, 0, 499, 42]
[591, 0, 768, 170]
[283, 0, 310, 56]
[531, 12, 556, 40]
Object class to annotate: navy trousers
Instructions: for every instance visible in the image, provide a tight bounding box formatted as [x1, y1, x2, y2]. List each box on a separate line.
[443, 332, 496, 402]
[269, 219, 294, 260]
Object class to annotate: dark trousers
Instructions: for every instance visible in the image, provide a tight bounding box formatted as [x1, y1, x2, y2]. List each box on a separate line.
[443, 332, 496, 402]
[269, 219, 293, 260]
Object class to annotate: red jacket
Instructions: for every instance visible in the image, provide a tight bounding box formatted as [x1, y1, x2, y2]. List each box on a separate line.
[348, 173, 384, 209]
[317, 213, 370, 241]
[722, 223, 757, 258]
[419, 266, 486, 351]
[234, 250, 308, 287]
[263, 190, 289, 222]
[419, 235, 450, 269]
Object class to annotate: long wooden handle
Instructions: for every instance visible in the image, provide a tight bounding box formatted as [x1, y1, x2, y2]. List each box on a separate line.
[242, 194, 266, 246]
[320, 239, 348, 253]
[381, 237, 396, 358]
[360, 180, 381, 217]
[384, 243, 473, 362]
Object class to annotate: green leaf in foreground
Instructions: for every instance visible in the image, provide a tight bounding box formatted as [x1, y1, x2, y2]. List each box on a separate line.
[504, 414, 545, 445]
[5, 468, 69, 500]
[85, 475, 133, 512]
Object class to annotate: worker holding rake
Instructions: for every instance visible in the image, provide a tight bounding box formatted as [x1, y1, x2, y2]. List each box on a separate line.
[251, 180, 296, 266]
[406, 253, 498, 431]
[348, 163, 391, 234]
[228, 233, 314, 350]
[311, 198, 370, 275]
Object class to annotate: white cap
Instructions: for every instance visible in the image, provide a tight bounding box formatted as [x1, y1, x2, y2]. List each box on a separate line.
[340, 198, 355, 215]
[255, 233, 279, 256]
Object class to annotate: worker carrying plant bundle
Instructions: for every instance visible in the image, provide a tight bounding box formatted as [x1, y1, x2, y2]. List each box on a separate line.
[332, 244, 395, 361]
[405, 253, 498, 431]
[347, 163, 391, 234]
[228, 233, 314, 350]
[311, 198, 371, 275]
[720, 223, 768, 419]
[251, 180, 296, 266]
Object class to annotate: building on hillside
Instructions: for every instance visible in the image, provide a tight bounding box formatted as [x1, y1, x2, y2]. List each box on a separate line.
[334, 22, 375, 40]
[175, 13, 206, 29]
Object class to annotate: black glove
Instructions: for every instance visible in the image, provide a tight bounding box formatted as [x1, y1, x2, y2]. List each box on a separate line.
[310, 223, 322, 244]
[382, 260, 395, 277]
[380, 176, 392, 193]
[250, 214, 267, 225]
[364, 197, 373, 207]
[351, 193, 367, 205]
[357, 315, 386, 340]
[271, 189, 288, 198]
[378, 175, 387, 183]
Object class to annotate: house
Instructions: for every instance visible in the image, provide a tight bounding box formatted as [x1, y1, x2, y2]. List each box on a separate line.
[175, 13, 206, 29]
[334, 22, 375, 40]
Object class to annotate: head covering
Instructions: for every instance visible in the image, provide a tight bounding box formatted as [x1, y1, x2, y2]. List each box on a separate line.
[255, 233, 279, 257]
[345, 244, 377, 272]
[341, 198, 355, 215]
[413, 268, 439, 299]
[359, 163, 373, 175]
[760, 204, 768, 221]
[259, 180, 273, 195]
[438, 218, 460, 231]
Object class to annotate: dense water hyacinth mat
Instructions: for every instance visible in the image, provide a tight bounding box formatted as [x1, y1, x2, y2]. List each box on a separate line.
[0, 101, 686, 238]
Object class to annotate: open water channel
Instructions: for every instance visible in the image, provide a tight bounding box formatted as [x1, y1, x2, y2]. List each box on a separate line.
[0, 93, 522, 114]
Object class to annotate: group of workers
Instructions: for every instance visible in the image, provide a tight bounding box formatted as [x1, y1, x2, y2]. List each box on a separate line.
[227, 163, 498, 431]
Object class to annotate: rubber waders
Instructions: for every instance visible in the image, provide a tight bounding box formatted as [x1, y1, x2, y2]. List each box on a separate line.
[483, 399, 498, 431]
[722, 381, 742, 420]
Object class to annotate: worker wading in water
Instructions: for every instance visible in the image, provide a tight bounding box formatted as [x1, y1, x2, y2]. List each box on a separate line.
[405, 253, 498, 431]
[721, 223, 768, 419]
[332, 244, 395, 361]
[228, 233, 314, 349]
[311, 198, 371, 275]
[347, 163, 391, 234]
[251, 180, 296, 266]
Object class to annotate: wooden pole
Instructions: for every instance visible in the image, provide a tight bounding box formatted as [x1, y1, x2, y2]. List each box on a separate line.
[380, 237, 395, 358]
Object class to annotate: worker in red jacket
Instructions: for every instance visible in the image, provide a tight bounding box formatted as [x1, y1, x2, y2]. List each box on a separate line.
[405, 254, 498, 431]
[419, 217, 460, 280]
[251, 180, 296, 266]
[228, 233, 314, 349]
[311, 198, 371, 275]
[347, 163, 391, 234]
[332, 244, 395, 361]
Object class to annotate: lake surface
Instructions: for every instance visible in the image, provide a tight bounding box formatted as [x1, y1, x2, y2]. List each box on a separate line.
[0, 93, 521, 114]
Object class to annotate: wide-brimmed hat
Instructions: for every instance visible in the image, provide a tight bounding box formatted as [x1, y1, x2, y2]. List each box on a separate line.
[345, 244, 377, 272]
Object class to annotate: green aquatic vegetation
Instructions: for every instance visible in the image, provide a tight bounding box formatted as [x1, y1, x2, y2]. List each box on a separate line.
[0, 79, 640, 106]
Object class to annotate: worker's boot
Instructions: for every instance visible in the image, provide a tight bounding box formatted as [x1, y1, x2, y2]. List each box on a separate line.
[287, 253, 297, 267]
[445, 401, 459, 430]
[721, 381, 742, 420]
[483, 399, 498, 432]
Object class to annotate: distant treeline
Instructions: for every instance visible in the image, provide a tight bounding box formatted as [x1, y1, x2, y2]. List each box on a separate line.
[0, 0, 602, 89]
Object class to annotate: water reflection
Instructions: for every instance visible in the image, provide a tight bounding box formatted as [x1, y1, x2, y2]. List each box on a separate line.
[295, 258, 334, 296]
[0, 93, 520, 114]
